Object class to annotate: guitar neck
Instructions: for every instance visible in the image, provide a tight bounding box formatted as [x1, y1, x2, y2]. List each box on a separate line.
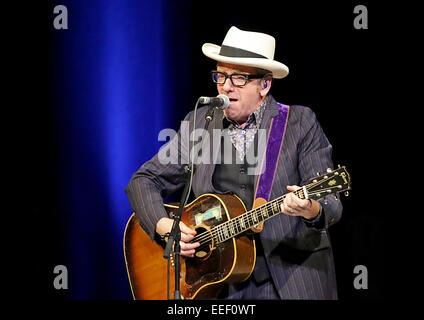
[200, 166, 350, 246]
[213, 189, 304, 244]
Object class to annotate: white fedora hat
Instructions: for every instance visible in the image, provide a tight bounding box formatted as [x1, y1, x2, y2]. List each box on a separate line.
[202, 26, 289, 79]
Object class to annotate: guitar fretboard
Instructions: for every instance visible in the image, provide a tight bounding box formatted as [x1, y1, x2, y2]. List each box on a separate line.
[190, 166, 350, 249]
[211, 188, 307, 245]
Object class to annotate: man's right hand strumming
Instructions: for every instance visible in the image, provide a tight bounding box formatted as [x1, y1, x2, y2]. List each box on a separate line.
[156, 217, 200, 258]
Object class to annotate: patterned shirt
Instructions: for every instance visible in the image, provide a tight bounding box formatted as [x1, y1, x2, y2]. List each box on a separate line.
[222, 95, 269, 162]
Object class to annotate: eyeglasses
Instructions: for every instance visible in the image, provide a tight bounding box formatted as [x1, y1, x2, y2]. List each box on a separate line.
[211, 70, 264, 87]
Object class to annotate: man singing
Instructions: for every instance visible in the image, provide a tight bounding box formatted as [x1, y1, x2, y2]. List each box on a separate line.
[126, 26, 342, 299]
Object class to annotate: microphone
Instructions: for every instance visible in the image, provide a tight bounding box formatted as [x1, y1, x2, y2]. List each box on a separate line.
[199, 94, 230, 110]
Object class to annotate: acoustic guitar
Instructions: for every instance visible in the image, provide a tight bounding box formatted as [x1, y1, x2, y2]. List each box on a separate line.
[123, 166, 351, 299]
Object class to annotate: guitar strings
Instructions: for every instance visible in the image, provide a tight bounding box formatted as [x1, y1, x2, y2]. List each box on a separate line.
[190, 188, 306, 246]
[197, 188, 334, 247]
[193, 185, 321, 246]
[189, 188, 337, 252]
[190, 175, 343, 247]
[192, 200, 281, 247]
[190, 191, 294, 246]
[190, 194, 284, 243]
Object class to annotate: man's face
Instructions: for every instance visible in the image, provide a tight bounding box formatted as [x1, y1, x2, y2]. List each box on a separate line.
[216, 63, 267, 125]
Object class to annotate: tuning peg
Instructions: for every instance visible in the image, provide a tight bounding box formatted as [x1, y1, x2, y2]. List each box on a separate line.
[327, 168, 332, 173]
[344, 191, 349, 197]
[338, 164, 341, 168]
[316, 172, 320, 176]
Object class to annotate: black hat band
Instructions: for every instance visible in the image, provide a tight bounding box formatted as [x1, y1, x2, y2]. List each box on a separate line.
[219, 45, 268, 59]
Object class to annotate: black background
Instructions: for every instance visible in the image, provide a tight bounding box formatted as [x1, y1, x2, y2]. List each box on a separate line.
[163, 1, 386, 301]
[8, 0, 391, 306]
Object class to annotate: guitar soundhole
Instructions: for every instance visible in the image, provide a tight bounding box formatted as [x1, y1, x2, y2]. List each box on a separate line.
[185, 225, 222, 286]
[193, 227, 211, 259]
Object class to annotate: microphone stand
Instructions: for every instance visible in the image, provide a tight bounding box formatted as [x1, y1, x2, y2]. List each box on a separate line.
[163, 101, 216, 300]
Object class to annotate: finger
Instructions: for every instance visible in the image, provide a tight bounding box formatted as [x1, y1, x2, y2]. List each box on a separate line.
[282, 197, 291, 214]
[287, 185, 309, 209]
[280, 203, 289, 214]
[281, 201, 296, 215]
[285, 193, 298, 211]
[286, 185, 301, 192]
[287, 185, 312, 209]
[180, 241, 200, 251]
[290, 193, 310, 209]
[179, 221, 196, 235]
[180, 241, 200, 257]
[180, 232, 196, 243]
[180, 248, 196, 257]
[180, 249, 196, 258]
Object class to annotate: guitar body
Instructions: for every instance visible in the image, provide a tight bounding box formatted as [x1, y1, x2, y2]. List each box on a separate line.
[124, 193, 256, 300]
[124, 166, 352, 299]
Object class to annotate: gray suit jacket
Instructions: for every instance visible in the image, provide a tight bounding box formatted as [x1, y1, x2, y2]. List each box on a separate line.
[125, 95, 342, 299]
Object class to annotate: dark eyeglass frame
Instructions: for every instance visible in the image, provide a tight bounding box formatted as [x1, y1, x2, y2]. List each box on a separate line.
[210, 70, 264, 87]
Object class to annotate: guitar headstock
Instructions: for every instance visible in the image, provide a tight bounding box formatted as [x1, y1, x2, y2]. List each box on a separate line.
[306, 166, 351, 200]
